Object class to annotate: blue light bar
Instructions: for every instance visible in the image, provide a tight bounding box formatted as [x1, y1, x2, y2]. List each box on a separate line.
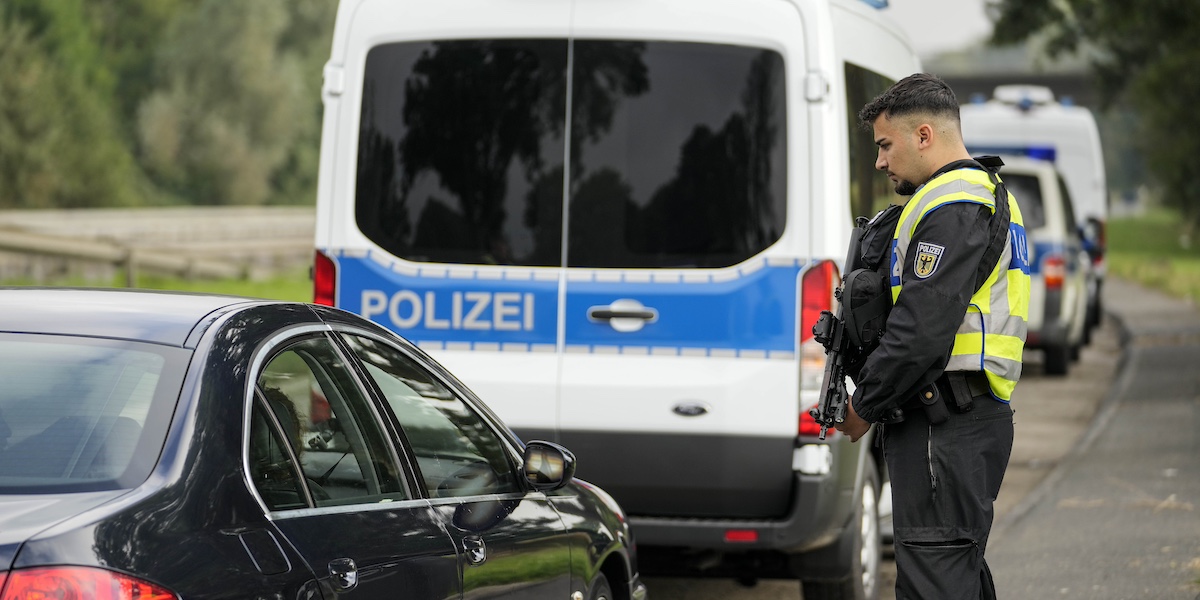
[967, 145, 1057, 163]
[858, 0, 888, 8]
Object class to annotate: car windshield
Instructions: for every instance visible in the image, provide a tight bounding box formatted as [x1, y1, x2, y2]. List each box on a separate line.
[0, 334, 188, 493]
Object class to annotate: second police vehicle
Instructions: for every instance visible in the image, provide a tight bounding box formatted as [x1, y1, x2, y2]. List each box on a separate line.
[312, 0, 921, 598]
[960, 84, 1109, 339]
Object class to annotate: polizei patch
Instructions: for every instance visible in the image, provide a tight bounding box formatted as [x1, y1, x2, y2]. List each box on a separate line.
[914, 241, 945, 278]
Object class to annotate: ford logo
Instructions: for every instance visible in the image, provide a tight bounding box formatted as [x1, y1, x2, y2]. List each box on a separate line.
[672, 402, 710, 417]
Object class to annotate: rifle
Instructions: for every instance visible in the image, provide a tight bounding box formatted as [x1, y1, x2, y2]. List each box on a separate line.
[809, 215, 902, 439]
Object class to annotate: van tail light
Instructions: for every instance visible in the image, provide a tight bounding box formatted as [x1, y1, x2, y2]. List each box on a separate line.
[313, 249, 337, 306]
[1043, 255, 1065, 290]
[800, 260, 837, 343]
[0, 567, 178, 600]
[798, 402, 826, 437]
[799, 260, 838, 395]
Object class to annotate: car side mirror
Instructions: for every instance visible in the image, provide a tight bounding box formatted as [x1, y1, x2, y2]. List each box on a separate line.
[522, 441, 577, 492]
[1081, 217, 1104, 257]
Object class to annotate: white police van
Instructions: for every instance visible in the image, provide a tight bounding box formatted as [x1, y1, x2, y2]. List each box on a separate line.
[313, 0, 919, 596]
[960, 85, 1108, 333]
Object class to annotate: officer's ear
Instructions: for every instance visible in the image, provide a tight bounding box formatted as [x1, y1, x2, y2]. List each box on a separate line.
[915, 122, 934, 149]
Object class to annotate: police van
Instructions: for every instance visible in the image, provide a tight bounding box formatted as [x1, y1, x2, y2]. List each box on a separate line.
[313, 0, 919, 596]
[960, 85, 1108, 333]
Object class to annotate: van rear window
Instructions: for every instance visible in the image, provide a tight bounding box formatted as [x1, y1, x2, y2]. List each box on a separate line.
[356, 39, 786, 268]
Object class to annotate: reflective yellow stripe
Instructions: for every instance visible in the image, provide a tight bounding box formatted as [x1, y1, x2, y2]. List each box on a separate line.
[986, 372, 1018, 401]
[892, 168, 1030, 402]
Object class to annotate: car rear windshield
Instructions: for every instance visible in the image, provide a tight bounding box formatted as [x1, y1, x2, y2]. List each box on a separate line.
[0, 335, 187, 493]
[1001, 173, 1046, 230]
[356, 38, 787, 268]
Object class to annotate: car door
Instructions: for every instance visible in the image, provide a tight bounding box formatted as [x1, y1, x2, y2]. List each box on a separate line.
[339, 332, 572, 600]
[248, 332, 461, 600]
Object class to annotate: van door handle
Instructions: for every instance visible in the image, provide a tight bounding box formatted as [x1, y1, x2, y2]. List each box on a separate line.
[588, 299, 658, 333]
[588, 307, 656, 321]
[328, 557, 358, 591]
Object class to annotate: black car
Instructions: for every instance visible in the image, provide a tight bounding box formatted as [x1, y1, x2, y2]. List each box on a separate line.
[0, 288, 645, 600]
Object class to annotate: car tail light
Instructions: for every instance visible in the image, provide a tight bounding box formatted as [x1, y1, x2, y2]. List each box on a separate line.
[1043, 255, 1065, 290]
[313, 249, 336, 306]
[799, 261, 837, 394]
[0, 567, 177, 600]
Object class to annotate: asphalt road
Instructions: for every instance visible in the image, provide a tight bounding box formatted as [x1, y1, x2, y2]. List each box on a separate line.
[988, 278, 1200, 599]
[642, 277, 1194, 599]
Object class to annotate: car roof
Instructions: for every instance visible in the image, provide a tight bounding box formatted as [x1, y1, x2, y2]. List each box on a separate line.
[0, 288, 266, 347]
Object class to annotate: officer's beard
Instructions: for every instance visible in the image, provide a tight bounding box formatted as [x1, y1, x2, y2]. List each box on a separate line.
[894, 180, 918, 196]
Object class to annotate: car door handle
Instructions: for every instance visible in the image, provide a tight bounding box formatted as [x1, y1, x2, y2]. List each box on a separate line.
[588, 299, 658, 333]
[328, 557, 359, 591]
[463, 535, 487, 565]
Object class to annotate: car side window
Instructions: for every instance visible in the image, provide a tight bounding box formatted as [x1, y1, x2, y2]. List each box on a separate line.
[253, 335, 408, 507]
[248, 399, 308, 511]
[340, 334, 520, 498]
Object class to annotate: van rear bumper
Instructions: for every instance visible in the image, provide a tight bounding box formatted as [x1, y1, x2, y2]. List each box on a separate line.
[628, 470, 852, 554]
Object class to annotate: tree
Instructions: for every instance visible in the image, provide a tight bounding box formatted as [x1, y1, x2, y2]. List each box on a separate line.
[0, 16, 141, 208]
[988, 0, 1200, 228]
[137, 0, 335, 206]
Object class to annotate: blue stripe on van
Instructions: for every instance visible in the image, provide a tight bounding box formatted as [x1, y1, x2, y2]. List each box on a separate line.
[562, 262, 802, 357]
[333, 251, 804, 357]
[337, 252, 560, 347]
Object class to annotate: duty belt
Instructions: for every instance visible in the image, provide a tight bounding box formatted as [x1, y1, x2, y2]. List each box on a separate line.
[900, 371, 991, 426]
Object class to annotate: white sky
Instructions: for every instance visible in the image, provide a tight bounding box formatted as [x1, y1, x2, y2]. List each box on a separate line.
[879, 0, 994, 58]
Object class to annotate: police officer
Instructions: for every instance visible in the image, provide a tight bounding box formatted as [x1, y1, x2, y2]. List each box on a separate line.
[835, 73, 1031, 599]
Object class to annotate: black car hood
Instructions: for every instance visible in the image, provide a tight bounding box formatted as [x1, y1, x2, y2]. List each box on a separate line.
[0, 490, 129, 570]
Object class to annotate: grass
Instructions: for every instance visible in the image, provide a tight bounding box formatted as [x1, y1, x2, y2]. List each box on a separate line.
[1106, 208, 1200, 306]
[1, 267, 313, 302]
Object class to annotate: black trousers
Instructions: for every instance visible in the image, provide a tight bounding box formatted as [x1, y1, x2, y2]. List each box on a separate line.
[882, 396, 1014, 599]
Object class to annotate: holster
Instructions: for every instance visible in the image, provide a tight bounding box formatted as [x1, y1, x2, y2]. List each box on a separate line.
[917, 383, 949, 425]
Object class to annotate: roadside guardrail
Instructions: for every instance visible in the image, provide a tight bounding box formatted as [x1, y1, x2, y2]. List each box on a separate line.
[0, 206, 314, 284]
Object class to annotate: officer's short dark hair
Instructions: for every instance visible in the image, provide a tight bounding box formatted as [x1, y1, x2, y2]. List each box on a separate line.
[857, 72, 960, 130]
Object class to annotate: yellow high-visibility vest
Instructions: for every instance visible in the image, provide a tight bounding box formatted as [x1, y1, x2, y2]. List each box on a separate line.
[890, 168, 1031, 401]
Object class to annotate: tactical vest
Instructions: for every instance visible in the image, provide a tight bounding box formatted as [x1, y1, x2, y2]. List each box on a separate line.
[890, 168, 1031, 401]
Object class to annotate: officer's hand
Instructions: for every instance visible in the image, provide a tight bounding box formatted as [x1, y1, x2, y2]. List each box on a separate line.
[835, 395, 871, 443]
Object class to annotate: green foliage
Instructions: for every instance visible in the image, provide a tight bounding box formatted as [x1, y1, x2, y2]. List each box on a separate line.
[1106, 210, 1200, 305]
[0, 17, 141, 208]
[138, 0, 335, 206]
[0, 0, 336, 209]
[988, 0, 1200, 229]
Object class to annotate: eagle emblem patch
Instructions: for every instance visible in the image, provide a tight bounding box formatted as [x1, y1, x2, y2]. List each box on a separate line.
[914, 241, 945, 279]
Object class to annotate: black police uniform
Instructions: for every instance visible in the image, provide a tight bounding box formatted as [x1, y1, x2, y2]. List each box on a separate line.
[853, 164, 1016, 600]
